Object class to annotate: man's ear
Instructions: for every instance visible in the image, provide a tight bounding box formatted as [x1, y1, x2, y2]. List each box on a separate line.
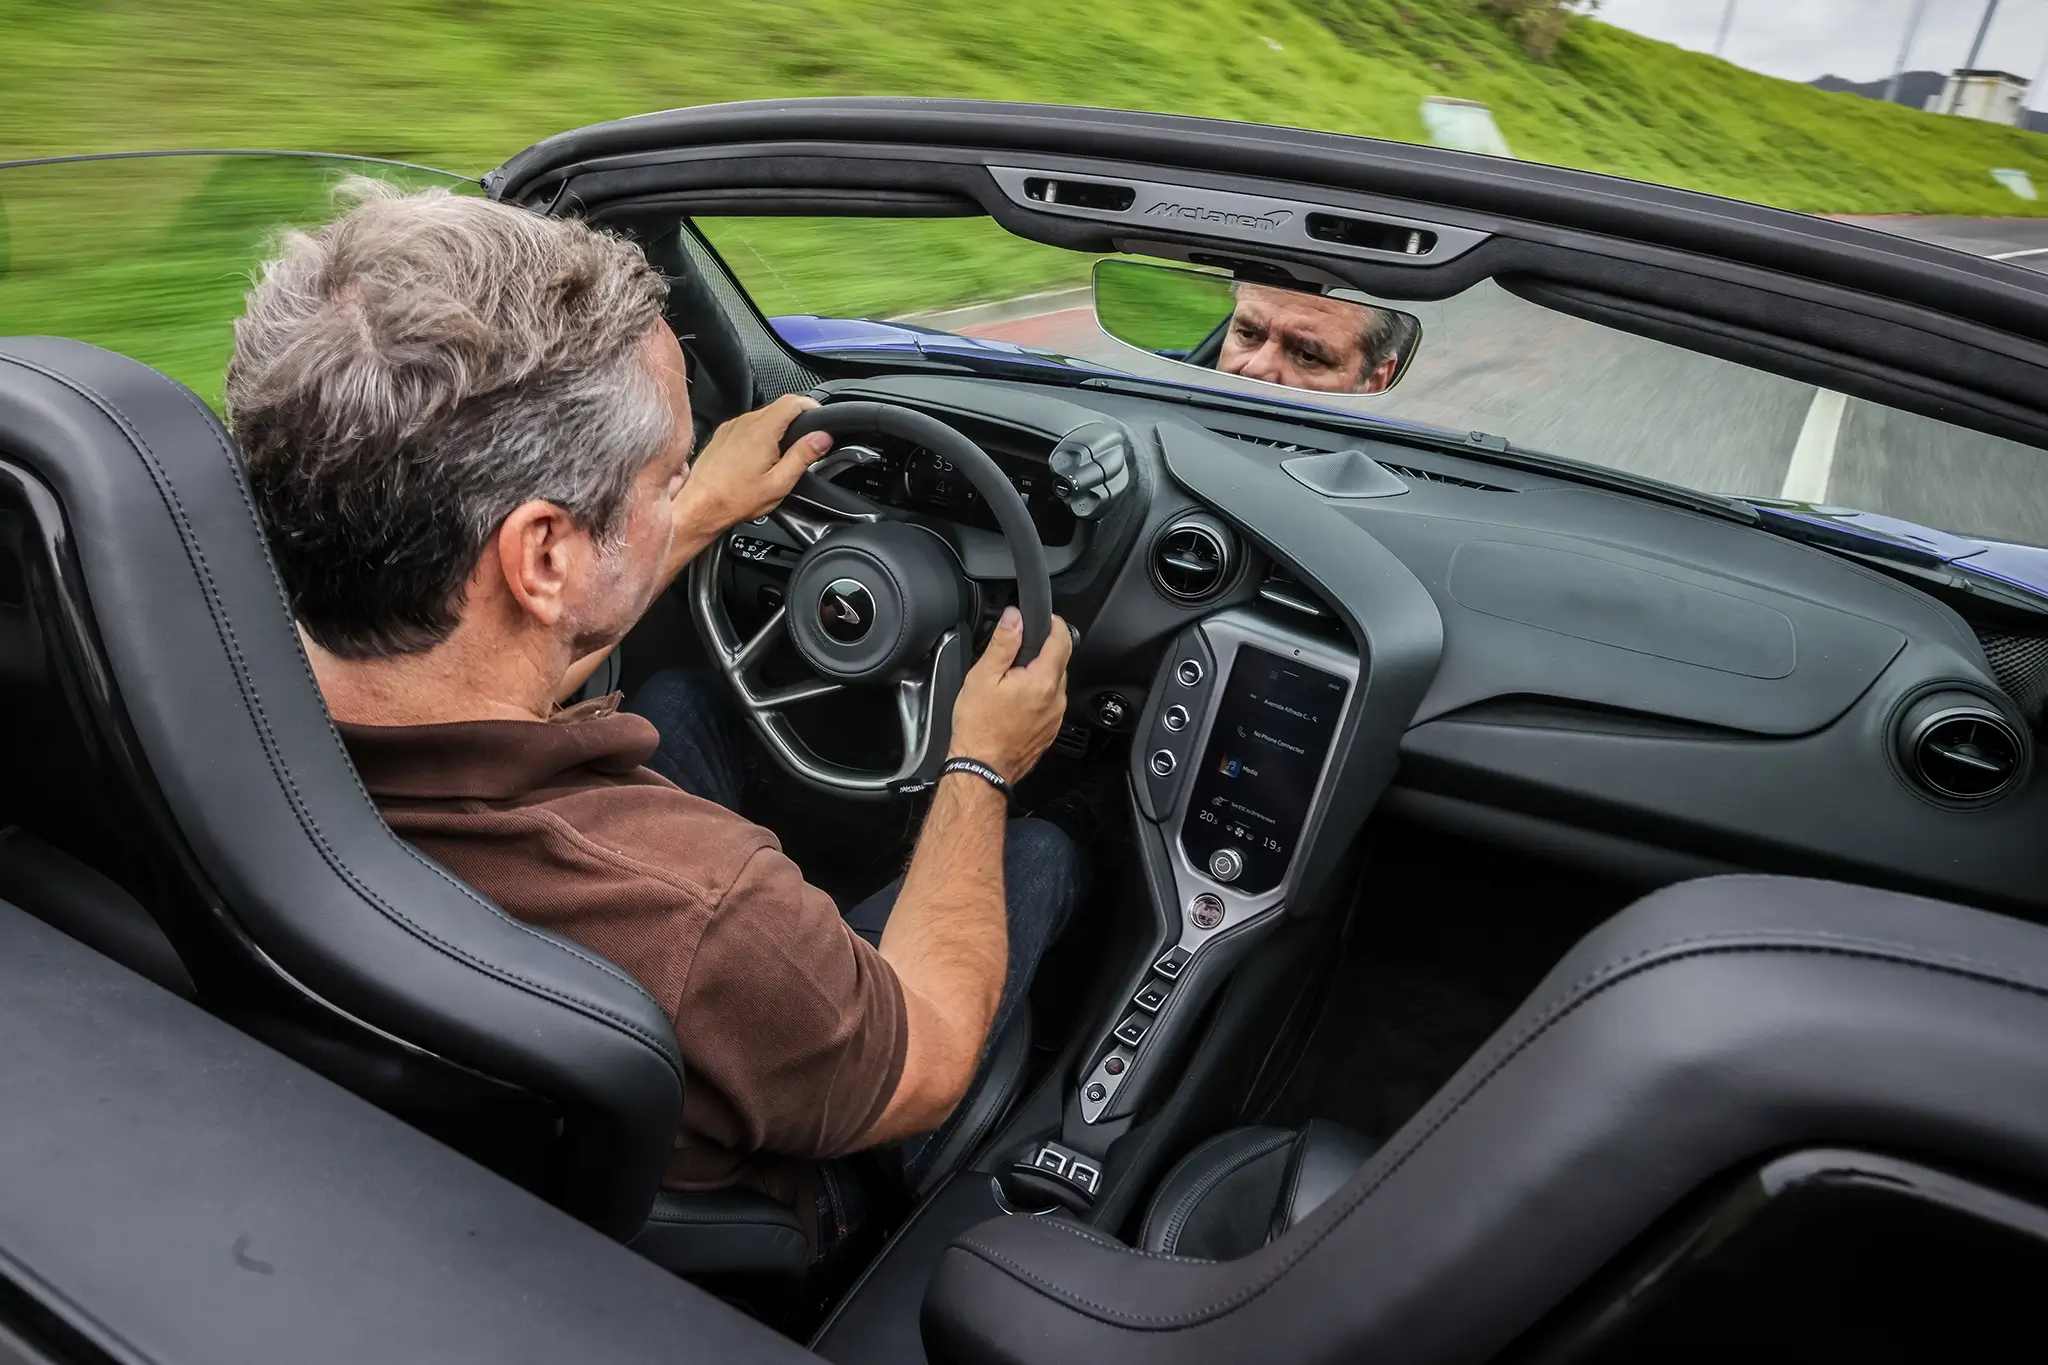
[491, 500, 583, 627]
[1362, 354, 1400, 395]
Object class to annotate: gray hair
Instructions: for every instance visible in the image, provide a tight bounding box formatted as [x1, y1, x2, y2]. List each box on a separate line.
[228, 177, 672, 659]
[1359, 303, 1419, 376]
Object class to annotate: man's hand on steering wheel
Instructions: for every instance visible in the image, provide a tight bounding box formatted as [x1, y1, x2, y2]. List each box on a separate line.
[949, 606, 1074, 786]
[666, 394, 836, 578]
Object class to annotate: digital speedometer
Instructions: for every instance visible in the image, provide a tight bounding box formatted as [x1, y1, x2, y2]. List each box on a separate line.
[830, 439, 1077, 545]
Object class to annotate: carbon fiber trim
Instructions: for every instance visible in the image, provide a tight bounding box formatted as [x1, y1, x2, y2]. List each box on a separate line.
[673, 228, 821, 399]
[1976, 627, 2048, 723]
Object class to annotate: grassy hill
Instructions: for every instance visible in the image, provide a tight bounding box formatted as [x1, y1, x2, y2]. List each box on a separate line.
[7, 0, 2048, 401]
[8, 0, 2048, 214]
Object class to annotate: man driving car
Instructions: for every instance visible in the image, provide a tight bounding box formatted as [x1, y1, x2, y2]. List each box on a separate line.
[224, 181, 1081, 1254]
[1215, 282, 1416, 394]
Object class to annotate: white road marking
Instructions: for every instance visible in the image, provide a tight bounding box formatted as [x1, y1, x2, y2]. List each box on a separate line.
[1780, 387, 1848, 503]
[1989, 245, 2048, 260]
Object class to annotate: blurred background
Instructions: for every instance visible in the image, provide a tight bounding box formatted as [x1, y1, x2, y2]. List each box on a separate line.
[11, 0, 2048, 203]
[8, 0, 2048, 539]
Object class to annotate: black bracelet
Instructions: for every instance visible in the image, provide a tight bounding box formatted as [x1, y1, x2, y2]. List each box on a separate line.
[940, 756, 1011, 796]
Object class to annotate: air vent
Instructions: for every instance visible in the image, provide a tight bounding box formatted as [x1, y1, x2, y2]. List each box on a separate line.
[1305, 212, 1436, 256]
[1221, 432, 1316, 454]
[1021, 176, 1135, 212]
[1894, 689, 2027, 804]
[1258, 563, 1329, 619]
[1151, 517, 1235, 603]
[1377, 461, 1512, 492]
[1218, 432, 1513, 492]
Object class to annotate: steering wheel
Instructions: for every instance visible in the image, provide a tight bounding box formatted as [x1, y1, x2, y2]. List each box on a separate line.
[688, 402, 1055, 798]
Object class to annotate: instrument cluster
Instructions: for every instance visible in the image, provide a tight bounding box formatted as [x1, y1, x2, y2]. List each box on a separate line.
[827, 438, 1078, 546]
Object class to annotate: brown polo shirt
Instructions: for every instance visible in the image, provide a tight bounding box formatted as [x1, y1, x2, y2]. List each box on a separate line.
[337, 696, 908, 1205]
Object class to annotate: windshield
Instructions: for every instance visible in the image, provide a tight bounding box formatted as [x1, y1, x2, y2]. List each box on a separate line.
[697, 213, 2048, 549]
[0, 152, 478, 408]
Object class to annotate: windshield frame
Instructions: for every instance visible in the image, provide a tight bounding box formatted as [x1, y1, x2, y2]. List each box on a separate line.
[0, 149, 476, 182]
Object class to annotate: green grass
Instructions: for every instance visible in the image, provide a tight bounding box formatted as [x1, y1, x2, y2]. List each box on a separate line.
[9, 0, 2048, 212]
[1091, 260, 1236, 353]
[697, 216, 1090, 323]
[0, 156, 474, 404]
[8, 0, 2048, 400]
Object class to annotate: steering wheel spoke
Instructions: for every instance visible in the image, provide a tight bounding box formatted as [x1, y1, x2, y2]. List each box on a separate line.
[771, 477, 882, 549]
[894, 672, 934, 767]
[769, 502, 839, 549]
[732, 606, 787, 672]
[754, 677, 847, 710]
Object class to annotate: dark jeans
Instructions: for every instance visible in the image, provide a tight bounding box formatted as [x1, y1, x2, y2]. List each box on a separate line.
[627, 668, 1080, 1191]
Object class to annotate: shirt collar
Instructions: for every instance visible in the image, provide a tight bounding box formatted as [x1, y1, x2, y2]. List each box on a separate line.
[337, 692, 663, 801]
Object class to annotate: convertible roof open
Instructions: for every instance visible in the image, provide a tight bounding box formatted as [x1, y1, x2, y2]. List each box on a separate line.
[488, 97, 2048, 456]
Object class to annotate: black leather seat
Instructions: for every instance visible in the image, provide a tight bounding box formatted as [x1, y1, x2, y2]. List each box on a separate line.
[0, 336, 802, 1278]
[1136, 1119, 1377, 1261]
[925, 874, 2048, 1364]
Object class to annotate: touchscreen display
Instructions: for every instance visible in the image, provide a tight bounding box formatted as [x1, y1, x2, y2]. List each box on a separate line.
[1180, 647, 1348, 895]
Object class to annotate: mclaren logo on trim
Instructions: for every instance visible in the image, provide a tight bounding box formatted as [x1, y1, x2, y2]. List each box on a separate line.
[1144, 202, 1294, 232]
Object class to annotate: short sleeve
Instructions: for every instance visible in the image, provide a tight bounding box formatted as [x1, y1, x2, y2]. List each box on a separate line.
[675, 845, 908, 1161]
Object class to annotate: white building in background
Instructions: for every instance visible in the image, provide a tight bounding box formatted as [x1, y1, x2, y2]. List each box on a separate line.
[1925, 69, 2029, 125]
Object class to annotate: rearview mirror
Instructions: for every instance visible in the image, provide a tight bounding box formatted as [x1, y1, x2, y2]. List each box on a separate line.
[1091, 258, 1421, 396]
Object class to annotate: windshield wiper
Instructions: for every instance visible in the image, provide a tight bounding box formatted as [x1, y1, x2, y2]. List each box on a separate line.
[1745, 505, 2048, 615]
[1746, 503, 1946, 567]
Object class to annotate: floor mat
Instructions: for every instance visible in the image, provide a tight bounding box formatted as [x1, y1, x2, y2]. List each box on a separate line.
[1259, 820, 1635, 1143]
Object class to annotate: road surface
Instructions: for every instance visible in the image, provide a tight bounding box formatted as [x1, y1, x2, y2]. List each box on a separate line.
[949, 219, 2048, 548]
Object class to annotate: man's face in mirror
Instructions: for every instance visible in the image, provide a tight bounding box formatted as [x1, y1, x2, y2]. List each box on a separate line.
[1216, 284, 1405, 395]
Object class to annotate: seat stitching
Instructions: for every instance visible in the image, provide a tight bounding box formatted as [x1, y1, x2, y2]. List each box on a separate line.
[1053, 1221, 1209, 1265]
[154, 373, 678, 1048]
[6, 354, 680, 1070]
[1156, 1131, 1294, 1256]
[951, 932, 2048, 1329]
[1274, 1127, 1311, 1237]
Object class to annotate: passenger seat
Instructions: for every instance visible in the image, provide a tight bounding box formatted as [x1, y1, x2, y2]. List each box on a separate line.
[1138, 1118, 1378, 1259]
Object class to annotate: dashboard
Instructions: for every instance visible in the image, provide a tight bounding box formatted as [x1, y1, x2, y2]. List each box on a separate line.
[708, 368, 2048, 1146]
[719, 371, 2048, 927]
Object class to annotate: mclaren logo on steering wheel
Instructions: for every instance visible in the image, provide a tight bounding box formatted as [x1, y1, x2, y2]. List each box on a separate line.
[818, 578, 876, 644]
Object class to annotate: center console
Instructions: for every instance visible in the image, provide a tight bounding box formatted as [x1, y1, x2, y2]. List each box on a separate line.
[1090, 609, 1358, 1118]
[1006, 609, 1359, 1210]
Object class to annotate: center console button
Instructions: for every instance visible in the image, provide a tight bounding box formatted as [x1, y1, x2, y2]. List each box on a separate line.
[1163, 704, 1190, 732]
[1152, 946, 1192, 980]
[1189, 893, 1226, 931]
[1148, 749, 1177, 777]
[1133, 979, 1171, 1013]
[1104, 1055, 1126, 1075]
[1085, 1082, 1106, 1102]
[1207, 847, 1245, 883]
[1113, 1014, 1152, 1047]
[1175, 659, 1204, 687]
